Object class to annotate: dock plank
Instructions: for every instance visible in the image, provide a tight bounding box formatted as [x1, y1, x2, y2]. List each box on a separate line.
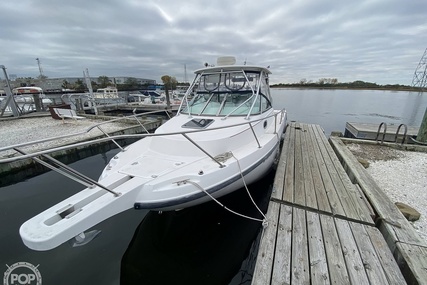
[270, 123, 290, 201]
[335, 219, 369, 284]
[294, 123, 306, 206]
[301, 124, 317, 209]
[320, 215, 351, 285]
[313, 125, 363, 222]
[291, 208, 310, 283]
[349, 223, 390, 284]
[252, 202, 280, 285]
[395, 243, 427, 284]
[307, 125, 346, 216]
[307, 212, 330, 284]
[366, 226, 408, 285]
[314, 125, 373, 224]
[306, 124, 331, 213]
[271, 204, 293, 284]
[283, 124, 295, 202]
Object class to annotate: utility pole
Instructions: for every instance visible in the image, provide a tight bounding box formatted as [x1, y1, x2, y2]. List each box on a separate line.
[412, 48, 427, 142]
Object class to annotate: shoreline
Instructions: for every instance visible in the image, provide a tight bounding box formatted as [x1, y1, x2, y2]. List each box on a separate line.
[271, 86, 425, 92]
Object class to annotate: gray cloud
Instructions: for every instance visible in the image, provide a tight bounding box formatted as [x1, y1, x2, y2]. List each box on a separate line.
[0, 0, 426, 85]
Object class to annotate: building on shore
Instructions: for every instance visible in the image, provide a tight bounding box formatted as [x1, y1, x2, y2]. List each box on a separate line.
[1, 76, 156, 92]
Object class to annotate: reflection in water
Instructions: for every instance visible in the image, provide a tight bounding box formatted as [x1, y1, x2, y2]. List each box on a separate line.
[121, 170, 275, 285]
[404, 91, 425, 126]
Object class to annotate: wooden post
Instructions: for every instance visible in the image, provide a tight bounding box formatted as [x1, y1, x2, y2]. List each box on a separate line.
[417, 107, 427, 142]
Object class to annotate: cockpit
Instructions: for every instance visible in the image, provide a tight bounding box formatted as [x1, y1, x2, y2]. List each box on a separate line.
[179, 68, 272, 118]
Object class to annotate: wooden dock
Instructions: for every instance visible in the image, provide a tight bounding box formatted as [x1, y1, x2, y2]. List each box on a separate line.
[252, 123, 410, 284]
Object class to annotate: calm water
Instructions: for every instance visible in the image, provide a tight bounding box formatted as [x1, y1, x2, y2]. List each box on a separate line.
[272, 88, 427, 137]
[1, 89, 426, 284]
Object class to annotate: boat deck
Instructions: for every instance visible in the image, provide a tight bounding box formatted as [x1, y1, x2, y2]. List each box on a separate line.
[252, 123, 408, 284]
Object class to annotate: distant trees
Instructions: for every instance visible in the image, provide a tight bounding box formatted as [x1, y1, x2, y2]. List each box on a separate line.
[62, 80, 72, 89]
[97, 76, 111, 88]
[74, 79, 86, 91]
[271, 78, 419, 91]
[161, 75, 178, 90]
[122, 77, 140, 90]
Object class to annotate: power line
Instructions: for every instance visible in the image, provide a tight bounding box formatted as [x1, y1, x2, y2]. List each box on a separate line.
[412, 48, 427, 90]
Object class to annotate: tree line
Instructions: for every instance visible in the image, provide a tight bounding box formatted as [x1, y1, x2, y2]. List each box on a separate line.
[271, 78, 422, 91]
[61, 76, 155, 91]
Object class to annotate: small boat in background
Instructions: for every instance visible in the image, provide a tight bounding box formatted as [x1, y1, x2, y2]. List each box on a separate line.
[92, 86, 119, 99]
[12, 86, 53, 105]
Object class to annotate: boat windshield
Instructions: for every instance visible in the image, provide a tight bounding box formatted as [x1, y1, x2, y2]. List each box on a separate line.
[180, 70, 272, 117]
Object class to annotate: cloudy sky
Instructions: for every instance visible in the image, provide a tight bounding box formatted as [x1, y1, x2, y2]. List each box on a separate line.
[0, 0, 426, 85]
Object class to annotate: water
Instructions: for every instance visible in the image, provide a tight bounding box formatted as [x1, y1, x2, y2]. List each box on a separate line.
[272, 88, 427, 136]
[1, 89, 426, 284]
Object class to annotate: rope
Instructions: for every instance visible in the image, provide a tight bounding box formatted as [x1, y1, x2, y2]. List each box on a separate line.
[231, 152, 268, 226]
[186, 151, 268, 228]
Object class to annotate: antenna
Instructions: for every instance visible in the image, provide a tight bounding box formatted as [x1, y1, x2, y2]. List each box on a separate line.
[35, 58, 44, 78]
[412, 48, 427, 91]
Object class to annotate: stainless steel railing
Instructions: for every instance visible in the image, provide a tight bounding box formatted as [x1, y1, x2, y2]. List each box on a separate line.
[0, 108, 286, 195]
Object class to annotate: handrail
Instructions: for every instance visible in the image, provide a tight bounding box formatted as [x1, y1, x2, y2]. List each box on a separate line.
[374, 122, 387, 144]
[0, 109, 286, 164]
[0, 109, 286, 196]
[14, 148, 120, 196]
[0, 109, 168, 152]
[181, 133, 225, 168]
[394, 124, 407, 145]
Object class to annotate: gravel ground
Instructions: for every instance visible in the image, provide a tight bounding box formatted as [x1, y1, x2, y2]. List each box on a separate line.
[0, 116, 132, 158]
[347, 143, 427, 242]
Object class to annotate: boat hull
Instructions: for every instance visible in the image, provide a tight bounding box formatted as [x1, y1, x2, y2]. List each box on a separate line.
[134, 139, 281, 211]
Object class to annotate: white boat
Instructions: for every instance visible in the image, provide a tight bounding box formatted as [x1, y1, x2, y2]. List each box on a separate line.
[128, 90, 164, 103]
[92, 86, 119, 99]
[172, 86, 189, 99]
[12, 86, 53, 105]
[19, 57, 287, 250]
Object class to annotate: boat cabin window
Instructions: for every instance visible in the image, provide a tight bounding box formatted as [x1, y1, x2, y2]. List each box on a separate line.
[182, 91, 271, 116]
[180, 69, 272, 117]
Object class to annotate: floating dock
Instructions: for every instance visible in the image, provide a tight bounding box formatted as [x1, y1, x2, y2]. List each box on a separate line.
[252, 122, 427, 284]
[345, 122, 419, 143]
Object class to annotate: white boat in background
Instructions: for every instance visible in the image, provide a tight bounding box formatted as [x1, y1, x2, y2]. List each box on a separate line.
[17, 56, 287, 250]
[128, 90, 164, 103]
[172, 86, 189, 99]
[12, 86, 52, 105]
[92, 86, 119, 99]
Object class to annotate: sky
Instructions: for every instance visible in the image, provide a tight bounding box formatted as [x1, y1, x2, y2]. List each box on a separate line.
[0, 0, 426, 85]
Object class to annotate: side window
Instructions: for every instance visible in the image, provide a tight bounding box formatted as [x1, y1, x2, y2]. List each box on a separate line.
[250, 95, 271, 115]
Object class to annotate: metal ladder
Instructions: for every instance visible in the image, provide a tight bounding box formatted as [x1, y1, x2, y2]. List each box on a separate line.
[375, 122, 408, 145]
